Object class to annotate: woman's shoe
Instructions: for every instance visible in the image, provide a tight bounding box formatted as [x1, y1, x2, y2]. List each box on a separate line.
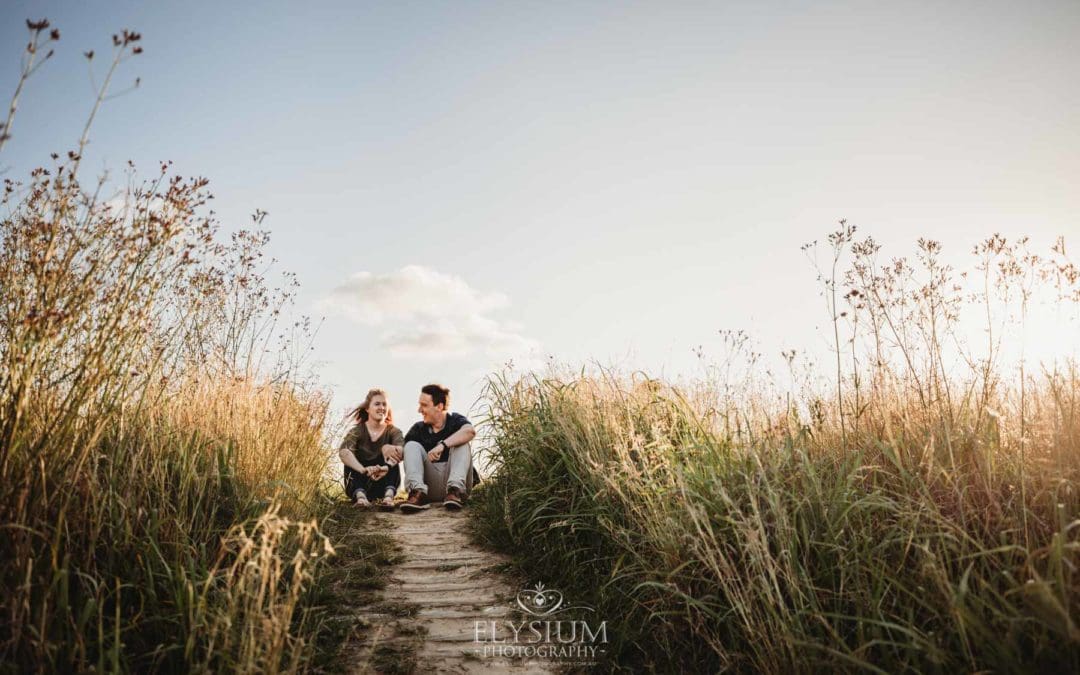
[354, 493, 371, 509]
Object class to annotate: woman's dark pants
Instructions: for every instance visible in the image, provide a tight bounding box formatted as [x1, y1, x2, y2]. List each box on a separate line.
[344, 463, 401, 501]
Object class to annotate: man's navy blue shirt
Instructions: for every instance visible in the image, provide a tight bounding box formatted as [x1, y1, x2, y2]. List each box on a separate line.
[405, 412, 471, 463]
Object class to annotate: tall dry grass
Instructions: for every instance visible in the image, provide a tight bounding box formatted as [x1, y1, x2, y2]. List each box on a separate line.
[0, 21, 338, 672]
[472, 228, 1080, 673]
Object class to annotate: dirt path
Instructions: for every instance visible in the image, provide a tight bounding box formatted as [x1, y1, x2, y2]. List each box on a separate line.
[350, 504, 554, 675]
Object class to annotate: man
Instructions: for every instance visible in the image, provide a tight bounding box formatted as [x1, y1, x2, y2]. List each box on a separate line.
[400, 383, 476, 512]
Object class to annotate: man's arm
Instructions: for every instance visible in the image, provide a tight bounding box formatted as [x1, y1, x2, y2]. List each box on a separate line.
[444, 423, 476, 448]
[427, 423, 476, 461]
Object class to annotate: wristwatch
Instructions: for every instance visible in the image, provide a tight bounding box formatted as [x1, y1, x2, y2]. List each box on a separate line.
[437, 440, 448, 453]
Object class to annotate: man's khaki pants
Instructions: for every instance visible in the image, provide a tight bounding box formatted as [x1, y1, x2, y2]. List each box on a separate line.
[403, 441, 474, 500]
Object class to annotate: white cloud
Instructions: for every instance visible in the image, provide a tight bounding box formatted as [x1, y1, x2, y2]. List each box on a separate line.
[381, 315, 539, 360]
[319, 265, 538, 360]
[319, 265, 508, 325]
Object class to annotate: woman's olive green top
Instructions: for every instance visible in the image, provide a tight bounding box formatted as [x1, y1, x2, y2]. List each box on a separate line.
[340, 423, 404, 465]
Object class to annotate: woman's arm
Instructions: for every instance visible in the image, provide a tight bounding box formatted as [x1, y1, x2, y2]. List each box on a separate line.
[339, 447, 371, 474]
[339, 425, 372, 475]
[381, 426, 405, 463]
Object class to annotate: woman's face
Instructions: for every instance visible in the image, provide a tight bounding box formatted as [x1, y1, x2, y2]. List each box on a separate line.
[368, 394, 388, 422]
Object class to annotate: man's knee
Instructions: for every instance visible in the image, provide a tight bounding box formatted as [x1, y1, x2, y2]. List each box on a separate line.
[404, 441, 426, 458]
[449, 442, 473, 465]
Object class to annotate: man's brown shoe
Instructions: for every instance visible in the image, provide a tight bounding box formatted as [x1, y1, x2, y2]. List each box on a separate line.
[444, 486, 464, 510]
[400, 489, 430, 513]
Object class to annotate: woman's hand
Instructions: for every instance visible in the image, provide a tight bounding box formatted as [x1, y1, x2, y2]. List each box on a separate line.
[381, 444, 404, 464]
[366, 465, 389, 480]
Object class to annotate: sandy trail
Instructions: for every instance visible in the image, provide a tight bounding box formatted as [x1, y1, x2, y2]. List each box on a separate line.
[350, 504, 554, 675]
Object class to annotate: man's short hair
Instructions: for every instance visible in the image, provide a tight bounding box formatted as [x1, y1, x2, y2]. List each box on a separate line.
[421, 383, 450, 408]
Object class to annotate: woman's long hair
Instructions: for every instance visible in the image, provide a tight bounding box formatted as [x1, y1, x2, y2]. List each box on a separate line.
[348, 388, 393, 425]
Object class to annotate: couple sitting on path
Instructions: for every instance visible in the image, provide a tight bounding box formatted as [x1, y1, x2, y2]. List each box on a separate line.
[338, 383, 476, 512]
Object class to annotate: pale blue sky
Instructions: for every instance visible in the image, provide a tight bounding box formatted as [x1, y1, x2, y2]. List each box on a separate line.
[4, 1, 1079, 425]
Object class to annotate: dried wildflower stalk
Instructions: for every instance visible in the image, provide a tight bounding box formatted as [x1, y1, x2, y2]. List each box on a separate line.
[0, 19, 331, 672]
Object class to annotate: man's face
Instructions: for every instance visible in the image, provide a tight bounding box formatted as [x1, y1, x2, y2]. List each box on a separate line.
[417, 393, 444, 424]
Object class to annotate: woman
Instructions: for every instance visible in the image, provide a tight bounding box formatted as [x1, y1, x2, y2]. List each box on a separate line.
[339, 389, 405, 510]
